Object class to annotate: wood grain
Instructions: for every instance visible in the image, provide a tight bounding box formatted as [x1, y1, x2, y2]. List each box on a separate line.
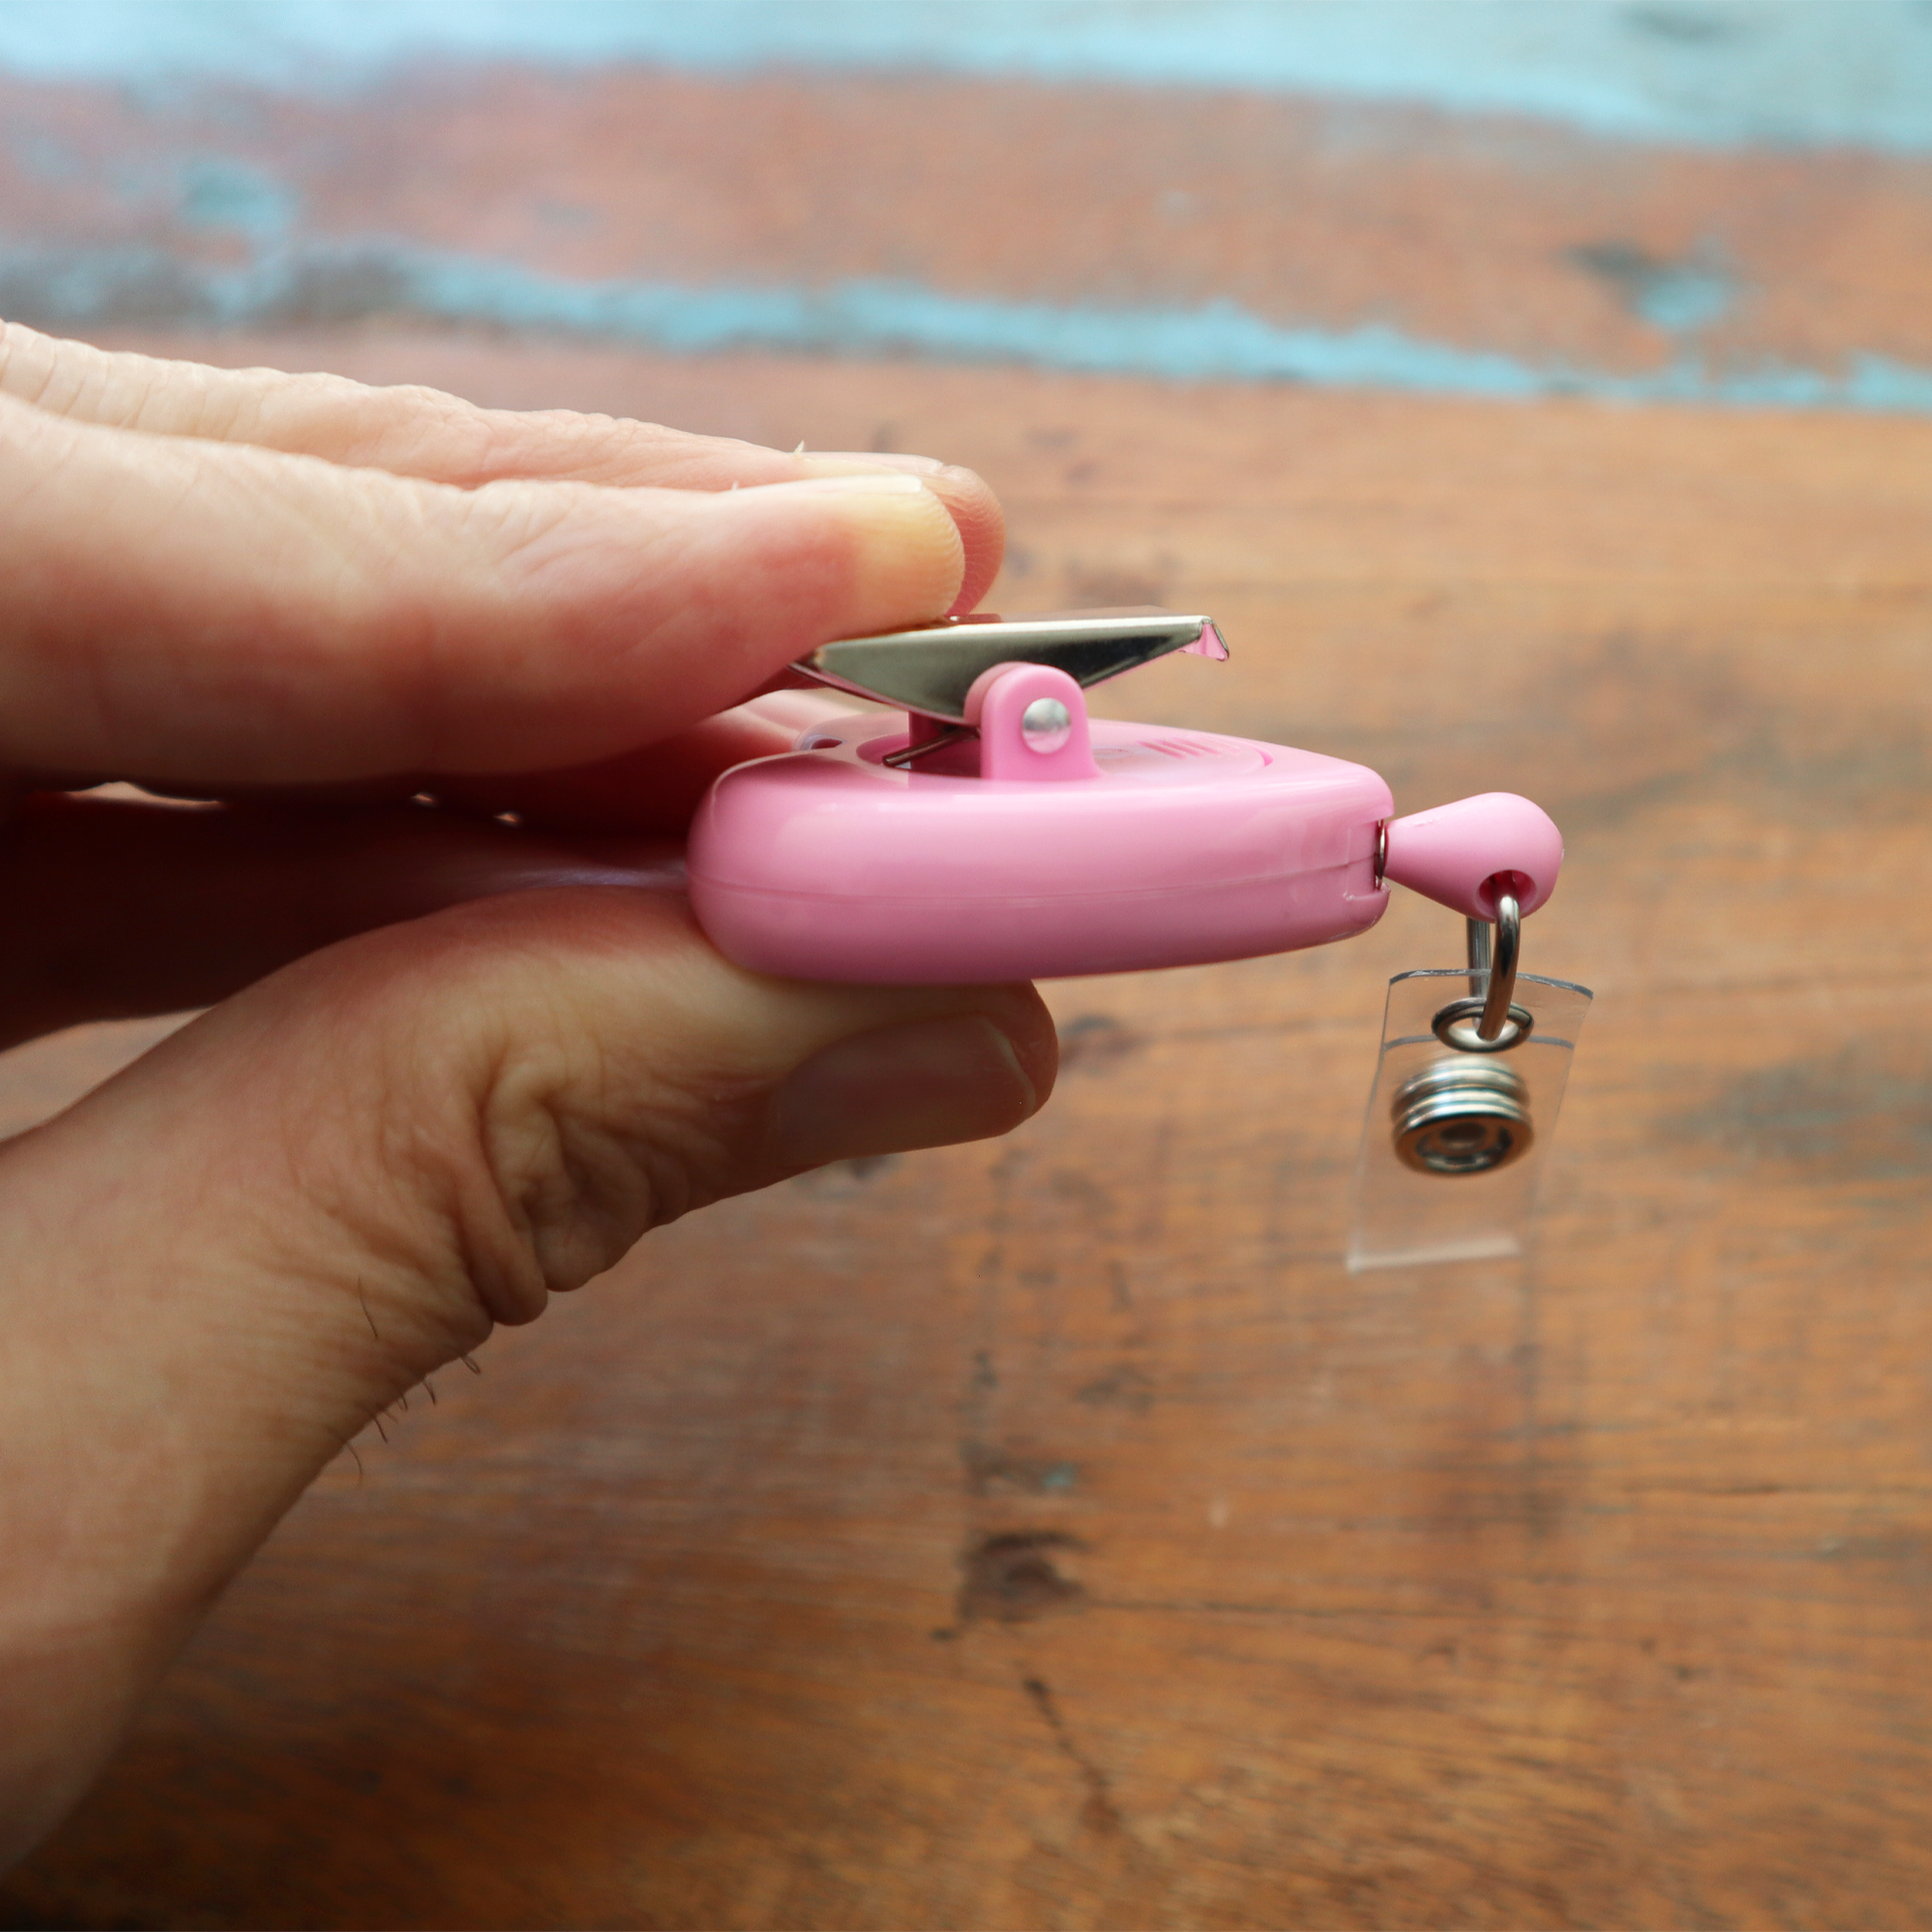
[3, 337, 1931, 1928]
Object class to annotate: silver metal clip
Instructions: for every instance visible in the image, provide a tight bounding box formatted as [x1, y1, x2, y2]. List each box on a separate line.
[792, 606, 1229, 726]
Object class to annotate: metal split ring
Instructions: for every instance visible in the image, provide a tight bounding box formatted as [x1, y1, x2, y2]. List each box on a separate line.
[1432, 885, 1534, 1052]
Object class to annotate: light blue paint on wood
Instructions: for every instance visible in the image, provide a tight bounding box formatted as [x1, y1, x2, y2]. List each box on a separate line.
[12, 237, 1932, 415]
[1565, 242, 1739, 335]
[176, 157, 300, 238]
[4, 0, 1932, 154]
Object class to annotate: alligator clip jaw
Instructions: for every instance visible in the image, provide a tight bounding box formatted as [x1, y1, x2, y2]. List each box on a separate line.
[791, 606, 1229, 726]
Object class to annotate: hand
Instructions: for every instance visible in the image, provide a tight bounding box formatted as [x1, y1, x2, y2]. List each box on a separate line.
[0, 325, 1056, 1863]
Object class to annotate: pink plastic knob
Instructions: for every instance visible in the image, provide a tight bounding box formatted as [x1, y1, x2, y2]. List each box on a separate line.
[965, 662, 1100, 782]
[1381, 791, 1563, 919]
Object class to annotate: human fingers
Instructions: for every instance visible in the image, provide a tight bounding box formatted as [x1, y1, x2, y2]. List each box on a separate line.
[0, 390, 962, 782]
[0, 325, 1004, 613]
[4, 693, 861, 836]
[0, 793, 690, 1048]
[0, 887, 1053, 1859]
[423, 689, 870, 831]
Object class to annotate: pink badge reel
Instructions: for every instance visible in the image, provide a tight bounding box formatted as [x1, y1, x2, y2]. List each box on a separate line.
[690, 608, 1588, 1269]
[688, 609, 1563, 984]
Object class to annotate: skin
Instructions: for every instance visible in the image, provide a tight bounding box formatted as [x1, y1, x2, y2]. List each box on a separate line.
[0, 323, 1058, 1865]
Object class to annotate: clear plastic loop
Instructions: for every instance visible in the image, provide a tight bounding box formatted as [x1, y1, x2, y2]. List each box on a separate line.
[1346, 968, 1592, 1272]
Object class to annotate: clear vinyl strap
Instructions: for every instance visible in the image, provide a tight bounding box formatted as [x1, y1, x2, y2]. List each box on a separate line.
[1346, 967, 1592, 1272]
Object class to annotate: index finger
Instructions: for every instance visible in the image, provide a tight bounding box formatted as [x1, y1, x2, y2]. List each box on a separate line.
[0, 392, 965, 784]
[1, 324, 1005, 613]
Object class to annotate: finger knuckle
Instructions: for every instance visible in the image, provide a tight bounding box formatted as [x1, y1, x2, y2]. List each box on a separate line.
[437, 945, 753, 1326]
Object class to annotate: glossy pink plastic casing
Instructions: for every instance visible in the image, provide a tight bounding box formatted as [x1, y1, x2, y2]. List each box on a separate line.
[688, 711, 1393, 983]
[1379, 791, 1562, 920]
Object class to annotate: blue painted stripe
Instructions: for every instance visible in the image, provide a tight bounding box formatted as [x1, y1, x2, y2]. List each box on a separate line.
[13, 241, 1932, 415]
[3, 0, 1932, 154]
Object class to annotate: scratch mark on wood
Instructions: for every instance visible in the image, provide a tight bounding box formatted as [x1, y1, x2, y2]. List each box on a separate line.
[1077, 1363, 1155, 1412]
[957, 1532, 1088, 1625]
[1022, 1674, 1125, 1834]
[1057, 1013, 1141, 1074]
[962, 1446, 1080, 1494]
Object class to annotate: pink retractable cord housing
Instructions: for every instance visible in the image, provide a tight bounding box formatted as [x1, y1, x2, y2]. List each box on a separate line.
[687, 664, 1562, 985]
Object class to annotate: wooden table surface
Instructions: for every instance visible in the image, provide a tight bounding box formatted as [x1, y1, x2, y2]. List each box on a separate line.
[3, 22, 1932, 1929]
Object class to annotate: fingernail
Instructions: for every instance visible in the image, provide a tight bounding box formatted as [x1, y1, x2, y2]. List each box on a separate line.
[716, 472, 965, 628]
[796, 452, 947, 478]
[739, 471, 932, 497]
[769, 1016, 1040, 1171]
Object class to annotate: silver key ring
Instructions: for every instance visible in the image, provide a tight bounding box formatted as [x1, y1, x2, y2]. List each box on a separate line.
[1433, 886, 1534, 1052]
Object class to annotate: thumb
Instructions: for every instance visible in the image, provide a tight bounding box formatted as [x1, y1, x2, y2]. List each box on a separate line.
[0, 887, 1053, 1861]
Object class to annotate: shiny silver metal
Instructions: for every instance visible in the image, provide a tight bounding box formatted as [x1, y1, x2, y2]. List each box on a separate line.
[1020, 696, 1072, 751]
[1465, 914, 1491, 997]
[1433, 997, 1534, 1053]
[880, 722, 975, 770]
[792, 607, 1228, 723]
[1392, 1058, 1534, 1175]
[1478, 889, 1522, 1039]
[1432, 884, 1531, 1050]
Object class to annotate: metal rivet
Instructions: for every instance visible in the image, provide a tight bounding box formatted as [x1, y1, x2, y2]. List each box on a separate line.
[1432, 998, 1535, 1053]
[1021, 697, 1072, 754]
[1391, 1059, 1534, 1176]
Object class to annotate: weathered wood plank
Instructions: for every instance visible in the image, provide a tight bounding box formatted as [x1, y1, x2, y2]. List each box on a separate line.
[2, 337, 1929, 1928]
[8, 67, 1932, 393]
